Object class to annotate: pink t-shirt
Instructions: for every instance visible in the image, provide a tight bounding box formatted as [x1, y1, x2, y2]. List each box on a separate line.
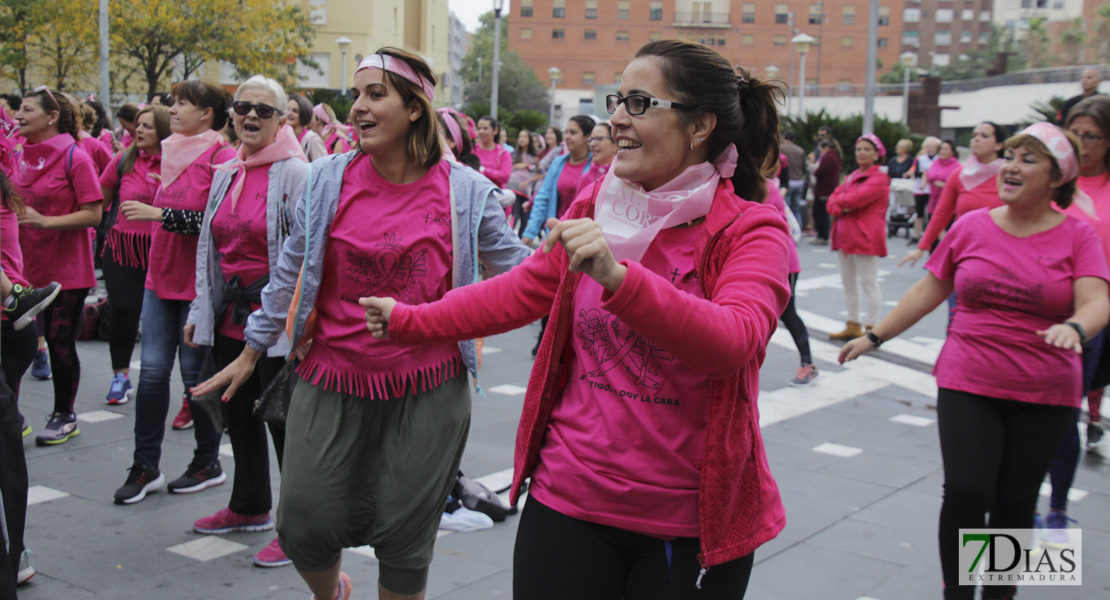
[1062, 174, 1110, 272]
[99, 152, 160, 269]
[78, 133, 111, 175]
[926, 209, 1109, 406]
[574, 162, 610, 198]
[556, 158, 590, 219]
[0, 203, 27, 286]
[918, 169, 1003, 250]
[763, 181, 801, 274]
[16, 143, 102, 290]
[530, 222, 709, 538]
[212, 166, 271, 341]
[297, 156, 460, 398]
[473, 145, 512, 188]
[146, 143, 235, 300]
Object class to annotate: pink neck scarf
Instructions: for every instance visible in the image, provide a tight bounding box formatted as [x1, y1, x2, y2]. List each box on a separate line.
[595, 144, 738, 262]
[959, 155, 1002, 191]
[215, 124, 306, 209]
[160, 129, 225, 189]
[14, 133, 75, 187]
[356, 54, 436, 102]
[313, 104, 350, 142]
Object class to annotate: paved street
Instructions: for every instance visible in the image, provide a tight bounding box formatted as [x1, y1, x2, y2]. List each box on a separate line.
[12, 235, 1109, 599]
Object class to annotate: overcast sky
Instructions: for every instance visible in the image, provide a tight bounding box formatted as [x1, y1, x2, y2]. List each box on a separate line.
[449, 0, 510, 32]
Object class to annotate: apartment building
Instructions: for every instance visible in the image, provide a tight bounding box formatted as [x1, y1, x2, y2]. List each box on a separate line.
[900, 0, 995, 69]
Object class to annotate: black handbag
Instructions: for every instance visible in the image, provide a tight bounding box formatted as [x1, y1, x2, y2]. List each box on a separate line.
[253, 359, 299, 425]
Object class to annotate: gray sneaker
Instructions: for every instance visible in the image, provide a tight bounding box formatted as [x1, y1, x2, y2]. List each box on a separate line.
[35, 412, 79, 446]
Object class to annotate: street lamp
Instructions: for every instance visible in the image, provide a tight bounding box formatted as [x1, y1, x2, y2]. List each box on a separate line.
[791, 33, 815, 117]
[766, 65, 780, 80]
[900, 51, 917, 127]
[548, 66, 561, 126]
[490, 0, 504, 120]
[336, 36, 352, 88]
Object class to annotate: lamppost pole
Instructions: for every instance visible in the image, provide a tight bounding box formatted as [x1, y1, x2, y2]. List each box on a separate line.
[900, 52, 916, 127]
[863, 0, 879, 134]
[792, 34, 815, 118]
[337, 37, 352, 89]
[548, 67, 561, 126]
[491, 0, 504, 120]
[99, 0, 108, 110]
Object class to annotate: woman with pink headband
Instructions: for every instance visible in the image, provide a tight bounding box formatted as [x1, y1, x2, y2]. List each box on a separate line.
[840, 123, 1109, 600]
[193, 47, 529, 600]
[826, 133, 890, 340]
[309, 102, 351, 155]
[363, 40, 791, 599]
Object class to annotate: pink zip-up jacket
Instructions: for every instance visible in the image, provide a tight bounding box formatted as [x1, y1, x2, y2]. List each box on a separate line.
[390, 179, 790, 569]
[828, 164, 890, 257]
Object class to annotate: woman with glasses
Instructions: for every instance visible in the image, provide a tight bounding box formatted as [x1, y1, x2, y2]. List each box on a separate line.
[182, 75, 308, 569]
[12, 87, 103, 445]
[575, 122, 616, 196]
[363, 40, 791, 599]
[112, 80, 234, 506]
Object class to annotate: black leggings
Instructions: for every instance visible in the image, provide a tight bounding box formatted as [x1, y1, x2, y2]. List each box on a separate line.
[0, 373, 27, 594]
[101, 254, 147, 370]
[812, 198, 829, 240]
[40, 288, 89, 414]
[514, 497, 754, 600]
[936, 389, 1075, 600]
[1, 320, 36, 399]
[780, 273, 812, 365]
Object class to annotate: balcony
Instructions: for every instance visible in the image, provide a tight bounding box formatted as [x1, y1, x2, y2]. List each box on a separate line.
[673, 11, 731, 28]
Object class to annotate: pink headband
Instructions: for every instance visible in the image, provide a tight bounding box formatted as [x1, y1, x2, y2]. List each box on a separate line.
[437, 108, 462, 152]
[1019, 122, 1080, 183]
[856, 133, 886, 159]
[356, 54, 436, 102]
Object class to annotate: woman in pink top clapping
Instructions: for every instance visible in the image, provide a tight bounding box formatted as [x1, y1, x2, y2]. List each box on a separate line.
[364, 40, 792, 599]
[840, 123, 1110, 600]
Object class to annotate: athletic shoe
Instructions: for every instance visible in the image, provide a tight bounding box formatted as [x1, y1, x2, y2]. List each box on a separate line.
[789, 364, 819, 387]
[439, 506, 494, 532]
[34, 412, 78, 446]
[16, 549, 34, 585]
[114, 462, 165, 505]
[167, 462, 226, 494]
[193, 507, 273, 534]
[30, 349, 50, 380]
[171, 396, 193, 430]
[20, 414, 31, 438]
[3, 282, 60, 331]
[105, 372, 133, 405]
[253, 537, 292, 568]
[1087, 422, 1104, 448]
[311, 572, 352, 600]
[1041, 511, 1077, 548]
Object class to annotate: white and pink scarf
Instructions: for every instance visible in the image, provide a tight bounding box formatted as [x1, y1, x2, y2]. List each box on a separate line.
[958, 155, 1002, 191]
[215, 124, 307, 209]
[160, 129, 225, 189]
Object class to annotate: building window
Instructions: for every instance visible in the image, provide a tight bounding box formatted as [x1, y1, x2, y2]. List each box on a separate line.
[877, 37, 888, 47]
[775, 3, 789, 24]
[618, 0, 630, 19]
[649, 31, 661, 41]
[903, 31, 919, 47]
[935, 31, 951, 46]
[961, 9, 973, 20]
[774, 34, 787, 45]
[903, 8, 920, 23]
[841, 36, 854, 47]
[936, 9, 953, 23]
[520, 0, 533, 17]
[617, 30, 630, 41]
[308, 0, 327, 25]
[585, 29, 596, 40]
[878, 6, 890, 26]
[718, 38, 726, 46]
[520, 27, 532, 40]
[583, 72, 595, 86]
[742, 33, 755, 44]
[978, 32, 989, 45]
[585, 0, 597, 18]
[553, 0, 565, 18]
[809, 4, 822, 24]
[552, 29, 564, 39]
[651, 1, 663, 20]
[980, 10, 990, 22]
[843, 5, 855, 26]
[743, 3, 755, 23]
[961, 31, 973, 43]
[707, 38, 716, 45]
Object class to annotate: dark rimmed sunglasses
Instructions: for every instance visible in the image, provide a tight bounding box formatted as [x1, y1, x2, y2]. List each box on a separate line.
[231, 101, 283, 119]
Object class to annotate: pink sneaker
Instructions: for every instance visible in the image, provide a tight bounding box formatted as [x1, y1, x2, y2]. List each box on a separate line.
[193, 508, 273, 534]
[311, 572, 351, 600]
[172, 396, 193, 430]
[253, 536, 292, 568]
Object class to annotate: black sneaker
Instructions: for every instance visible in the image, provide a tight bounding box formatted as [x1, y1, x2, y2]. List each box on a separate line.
[114, 462, 165, 504]
[167, 462, 226, 494]
[1088, 422, 1105, 448]
[3, 282, 60, 331]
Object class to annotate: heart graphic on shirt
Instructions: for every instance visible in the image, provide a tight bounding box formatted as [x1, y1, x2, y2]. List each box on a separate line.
[577, 308, 673, 389]
[347, 233, 427, 302]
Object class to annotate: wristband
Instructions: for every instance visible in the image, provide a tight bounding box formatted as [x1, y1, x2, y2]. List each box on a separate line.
[1065, 321, 1087, 342]
[866, 330, 884, 348]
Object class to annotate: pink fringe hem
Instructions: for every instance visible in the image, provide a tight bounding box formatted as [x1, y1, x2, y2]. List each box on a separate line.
[296, 355, 462, 399]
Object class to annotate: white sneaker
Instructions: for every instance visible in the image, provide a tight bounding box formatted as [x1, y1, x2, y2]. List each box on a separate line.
[439, 507, 494, 532]
[17, 549, 34, 585]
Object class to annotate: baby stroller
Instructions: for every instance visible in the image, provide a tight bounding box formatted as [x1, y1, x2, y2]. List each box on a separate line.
[886, 178, 917, 238]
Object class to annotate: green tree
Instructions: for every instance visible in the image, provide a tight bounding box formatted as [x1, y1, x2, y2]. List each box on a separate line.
[32, 0, 99, 91]
[1021, 18, 1051, 69]
[1059, 19, 1086, 66]
[782, 110, 920, 173]
[0, 0, 44, 92]
[1095, 4, 1110, 63]
[461, 11, 549, 115]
